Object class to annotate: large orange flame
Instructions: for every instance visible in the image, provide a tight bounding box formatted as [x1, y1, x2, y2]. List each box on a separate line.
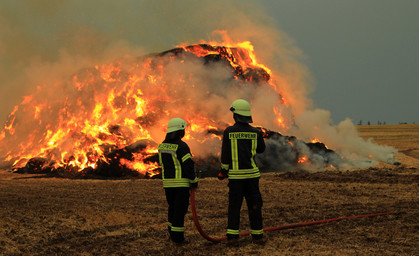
[0, 37, 294, 177]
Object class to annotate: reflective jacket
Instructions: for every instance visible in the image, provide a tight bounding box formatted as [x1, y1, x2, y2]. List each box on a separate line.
[158, 137, 198, 188]
[221, 122, 266, 179]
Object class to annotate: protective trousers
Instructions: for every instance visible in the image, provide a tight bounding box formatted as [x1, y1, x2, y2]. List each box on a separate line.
[165, 187, 190, 243]
[227, 178, 263, 239]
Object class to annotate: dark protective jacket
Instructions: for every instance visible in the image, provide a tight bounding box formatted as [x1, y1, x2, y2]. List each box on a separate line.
[158, 136, 198, 188]
[221, 122, 266, 179]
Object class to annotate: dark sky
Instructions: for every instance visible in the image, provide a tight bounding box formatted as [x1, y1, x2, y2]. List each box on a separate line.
[259, 0, 419, 124]
[1, 0, 417, 125]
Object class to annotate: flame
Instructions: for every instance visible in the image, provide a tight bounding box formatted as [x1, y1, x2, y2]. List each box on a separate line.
[119, 147, 160, 177]
[297, 156, 309, 164]
[310, 138, 328, 149]
[311, 138, 321, 143]
[273, 106, 290, 130]
[0, 35, 295, 176]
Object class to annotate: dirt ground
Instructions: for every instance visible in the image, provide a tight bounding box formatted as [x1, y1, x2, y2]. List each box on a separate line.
[0, 124, 418, 255]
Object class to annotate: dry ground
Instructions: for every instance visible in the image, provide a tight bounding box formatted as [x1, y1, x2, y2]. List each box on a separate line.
[0, 124, 418, 255]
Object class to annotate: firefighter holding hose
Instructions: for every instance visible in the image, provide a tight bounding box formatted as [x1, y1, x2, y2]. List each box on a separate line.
[218, 99, 266, 242]
[158, 118, 198, 244]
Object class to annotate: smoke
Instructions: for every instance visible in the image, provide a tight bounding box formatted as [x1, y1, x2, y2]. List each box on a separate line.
[0, 0, 310, 124]
[289, 109, 398, 166]
[0, 0, 397, 170]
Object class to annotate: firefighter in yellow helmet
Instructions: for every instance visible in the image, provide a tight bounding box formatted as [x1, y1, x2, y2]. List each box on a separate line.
[218, 99, 266, 241]
[158, 118, 198, 244]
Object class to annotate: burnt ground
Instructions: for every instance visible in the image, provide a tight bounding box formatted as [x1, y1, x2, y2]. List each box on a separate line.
[0, 124, 418, 255]
[0, 165, 417, 256]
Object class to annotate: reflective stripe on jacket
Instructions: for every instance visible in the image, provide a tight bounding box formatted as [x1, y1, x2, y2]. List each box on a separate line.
[221, 123, 265, 179]
[158, 140, 198, 188]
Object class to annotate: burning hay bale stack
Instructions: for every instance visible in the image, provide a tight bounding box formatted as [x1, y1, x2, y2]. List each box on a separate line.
[13, 127, 343, 178]
[157, 44, 271, 83]
[13, 139, 160, 178]
[0, 42, 383, 179]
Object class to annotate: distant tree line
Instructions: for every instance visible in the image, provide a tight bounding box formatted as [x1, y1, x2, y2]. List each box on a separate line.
[398, 122, 416, 125]
[357, 120, 416, 125]
[357, 120, 386, 125]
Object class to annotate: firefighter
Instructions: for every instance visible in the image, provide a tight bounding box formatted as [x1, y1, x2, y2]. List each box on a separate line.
[158, 117, 198, 244]
[218, 99, 266, 241]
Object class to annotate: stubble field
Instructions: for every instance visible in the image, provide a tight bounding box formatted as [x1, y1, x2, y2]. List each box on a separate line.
[0, 124, 418, 255]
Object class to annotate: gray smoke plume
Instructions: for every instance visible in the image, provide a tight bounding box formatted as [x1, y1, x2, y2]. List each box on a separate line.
[0, 1, 397, 173]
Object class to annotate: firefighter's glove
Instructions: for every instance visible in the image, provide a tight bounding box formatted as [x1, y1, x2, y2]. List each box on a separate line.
[217, 170, 228, 180]
[190, 182, 198, 188]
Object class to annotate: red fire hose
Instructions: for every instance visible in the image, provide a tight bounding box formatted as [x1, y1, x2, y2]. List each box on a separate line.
[190, 188, 395, 243]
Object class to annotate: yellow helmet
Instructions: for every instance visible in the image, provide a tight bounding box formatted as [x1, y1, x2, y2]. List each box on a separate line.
[230, 99, 253, 123]
[167, 118, 187, 133]
[230, 99, 251, 116]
